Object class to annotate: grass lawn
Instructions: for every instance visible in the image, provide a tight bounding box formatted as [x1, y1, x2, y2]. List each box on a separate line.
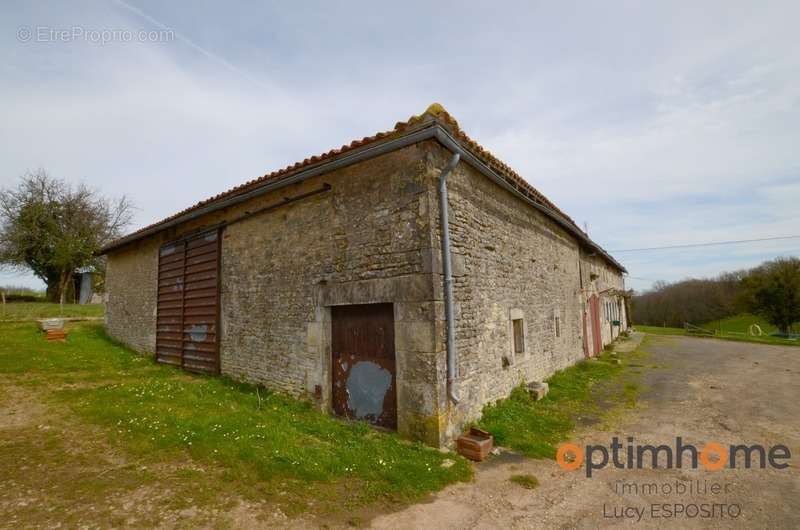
[476, 340, 648, 459]
[636, 313, 800, 347]
[635, 325, 687, 336]
[0, 321, 470, 524]
[702, 313, 798, 335]
[0, 301, 104, 321]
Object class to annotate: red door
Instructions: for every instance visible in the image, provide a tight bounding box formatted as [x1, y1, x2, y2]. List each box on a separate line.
[582, 308, 590, 358]
[590, 295, 602, 356]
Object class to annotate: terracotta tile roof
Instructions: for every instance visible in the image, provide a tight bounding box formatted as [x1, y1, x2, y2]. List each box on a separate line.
[416, 104, 577, 225]
[102, 104, 623, 271]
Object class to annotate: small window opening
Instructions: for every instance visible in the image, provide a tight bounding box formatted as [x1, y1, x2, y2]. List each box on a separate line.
[512, 318, 525, 354]
[555, 313, 561, 338]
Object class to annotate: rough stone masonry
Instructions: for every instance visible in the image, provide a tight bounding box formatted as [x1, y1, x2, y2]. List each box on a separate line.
[102, 107, 628, 446]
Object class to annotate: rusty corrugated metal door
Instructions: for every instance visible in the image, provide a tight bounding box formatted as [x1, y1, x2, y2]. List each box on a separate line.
[156, 240, 186, 367]
[331, 303, 397, 430]
[156, 229, 220, 374]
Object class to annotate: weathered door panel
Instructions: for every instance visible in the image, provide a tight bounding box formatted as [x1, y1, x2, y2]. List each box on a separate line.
[331, 303, 397, 430]
[156, 229, 220, 374]
[589, 295, 602, 356]
[156, 241, 186, 367]
[582, 308, 590, 358]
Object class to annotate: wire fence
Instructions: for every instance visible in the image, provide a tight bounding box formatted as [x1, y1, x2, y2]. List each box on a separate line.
[683, 322, 800, 341]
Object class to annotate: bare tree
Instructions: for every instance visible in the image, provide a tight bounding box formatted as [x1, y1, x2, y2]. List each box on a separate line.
[0, 169, 133, 306]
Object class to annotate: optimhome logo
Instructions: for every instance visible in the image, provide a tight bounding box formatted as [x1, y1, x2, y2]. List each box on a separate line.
[557, 436, 792, 477]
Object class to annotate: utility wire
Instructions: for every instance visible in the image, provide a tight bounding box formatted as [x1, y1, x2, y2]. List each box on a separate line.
[610, 235, 800, 253]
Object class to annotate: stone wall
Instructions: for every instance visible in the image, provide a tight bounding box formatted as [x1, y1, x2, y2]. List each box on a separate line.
[420, 144, 588, 441]
[105, 137, 627, 446]
[105, 236, 161, 354]
[105, 145, 446, 443]
[579, 253, 627, 348]
[219, 145, 443, 442]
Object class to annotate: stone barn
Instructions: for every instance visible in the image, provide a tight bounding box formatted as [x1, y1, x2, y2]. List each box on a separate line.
[100, 104, 628, 446]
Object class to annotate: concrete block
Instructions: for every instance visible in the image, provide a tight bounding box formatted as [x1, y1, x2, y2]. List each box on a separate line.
[39, 319, 65, 331]
[526, 381, 549, 400]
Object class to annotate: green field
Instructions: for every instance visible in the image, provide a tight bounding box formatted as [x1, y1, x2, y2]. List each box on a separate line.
[0, 321, 471, 520]
[636, 313, 799, 347]
[703, 313, 793, 335]
[635, 325, 686, 336]
[0, 302, 104, 321]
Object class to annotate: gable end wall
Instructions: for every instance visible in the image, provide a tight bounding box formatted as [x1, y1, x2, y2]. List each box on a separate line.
[422, 143, 620, 441]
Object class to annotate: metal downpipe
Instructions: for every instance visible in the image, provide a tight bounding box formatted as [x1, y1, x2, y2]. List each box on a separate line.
[438, 152, 461, 404]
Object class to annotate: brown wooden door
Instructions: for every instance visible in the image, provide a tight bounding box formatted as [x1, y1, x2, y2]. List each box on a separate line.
[590, 295, 602, 356]
[156, 229, 220, 374]
[331, 303, 397, 430]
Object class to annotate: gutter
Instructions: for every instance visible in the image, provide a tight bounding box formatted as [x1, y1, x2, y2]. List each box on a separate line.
[437, 153, 462, 404]
[99, 124, 442, 254]
[99, 122, 626, 275]
[430, 127, 626, 273]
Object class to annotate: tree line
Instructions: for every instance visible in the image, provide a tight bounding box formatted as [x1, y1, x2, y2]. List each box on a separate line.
[632, 257, 800, 334]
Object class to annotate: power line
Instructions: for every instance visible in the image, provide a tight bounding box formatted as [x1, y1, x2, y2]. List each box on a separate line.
[610, 235, 800, 253]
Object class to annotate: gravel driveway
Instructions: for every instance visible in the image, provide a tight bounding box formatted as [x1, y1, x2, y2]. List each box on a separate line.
[368, 334, 800, 529]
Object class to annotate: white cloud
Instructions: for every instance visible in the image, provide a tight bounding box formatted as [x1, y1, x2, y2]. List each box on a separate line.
[1, 1, 799, 290]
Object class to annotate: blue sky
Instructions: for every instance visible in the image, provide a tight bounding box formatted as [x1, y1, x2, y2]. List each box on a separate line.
[2, 0, 799, 292]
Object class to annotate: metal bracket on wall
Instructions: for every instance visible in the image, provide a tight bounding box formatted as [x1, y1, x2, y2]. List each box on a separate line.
[223, 183, 332, 228]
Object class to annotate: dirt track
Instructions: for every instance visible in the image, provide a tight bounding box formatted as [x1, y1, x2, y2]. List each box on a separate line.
[3, 334, 797, 528]
[368, 334, 800, 529]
